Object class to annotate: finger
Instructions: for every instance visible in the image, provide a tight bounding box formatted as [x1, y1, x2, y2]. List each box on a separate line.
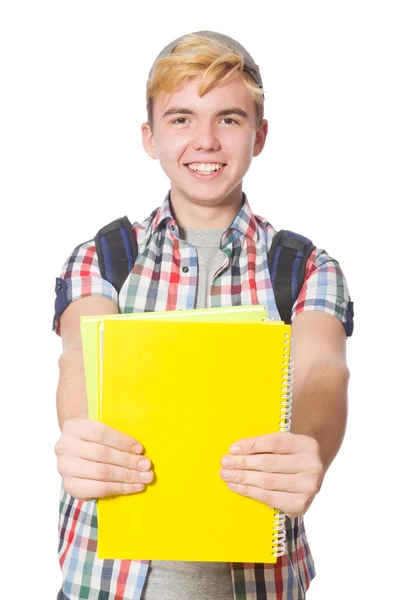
[222, 452, 302, 474]
[62, 418, 144, 453]
[58, 456, 154, 484]
[57, 435, 149, 470]
[220, 469, 318, 494]
[225, 483, 309, 516]
[63, 476, 146, 500]
[229, 432, 317, 456]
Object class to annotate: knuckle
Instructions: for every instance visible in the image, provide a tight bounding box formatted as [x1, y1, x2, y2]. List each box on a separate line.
[295, 495, 309, 515]
[240, 484, 249, 497]
[63, 477, 75, 496]
[103, 482, 115, 498]
[125, 469, 135, 483]
[307, 459, 323, 478]
[314, 460, 324, 476]
[238, 456, 247, 470]
[54, 439, 62, 455]
[271, 433, 283, 452]
[260, 489, 270, 504]
[121, 482, 141, 494]
[263, 473, 277, 489]
[268, 437, 276, 454]
[97, 427, 108, 446]
[302, 475, 317, 493]
[312, 437, 320, 452]
[62, 418, 77, 435]
[96, 444, 111, 463]
[259, 455, 268, 470]
[98, 463, 112, 480]
[122, 452, 135, 469]
[314, 473, 323, 494]
[263, 455, 276, 472]
[57, 457, 67, 476]
[308, 436, 320, 454]
[235, 470, 244, 484]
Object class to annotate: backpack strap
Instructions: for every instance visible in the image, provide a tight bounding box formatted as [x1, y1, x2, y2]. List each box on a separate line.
[267, 230, 316, 325]
[94, 220, 354, 336]
[95, 221, 315, 318]
[94, 216, 138, 294]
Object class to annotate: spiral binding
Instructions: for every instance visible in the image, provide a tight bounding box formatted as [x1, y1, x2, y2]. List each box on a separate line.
[271, 331, 294, 557]
[280, 332, 293, 433]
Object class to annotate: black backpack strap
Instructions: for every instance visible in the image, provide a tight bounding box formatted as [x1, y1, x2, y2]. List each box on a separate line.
[93, 219, 355, 335]
[94, 216, 138, 294]
[267, 230, 316, 325]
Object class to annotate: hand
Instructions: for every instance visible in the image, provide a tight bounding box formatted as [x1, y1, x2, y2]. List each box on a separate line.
[54, 417, 154, 500]
[219, 432, 324, 518]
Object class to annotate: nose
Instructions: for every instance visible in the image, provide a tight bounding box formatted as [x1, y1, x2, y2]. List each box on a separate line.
[191, 120, 221, 152]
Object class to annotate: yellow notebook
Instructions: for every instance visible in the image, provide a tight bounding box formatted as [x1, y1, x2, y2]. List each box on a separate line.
[81, 305, 272, 422]
[86, 309, 292, 564]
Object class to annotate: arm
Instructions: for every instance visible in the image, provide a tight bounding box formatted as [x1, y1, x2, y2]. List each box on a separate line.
[56, 295, 119, 428]
[290, 310, 350, 474]
[219, 311, 351, 517]
[219, 247, 353, 516]
[54, 295, 154, 499]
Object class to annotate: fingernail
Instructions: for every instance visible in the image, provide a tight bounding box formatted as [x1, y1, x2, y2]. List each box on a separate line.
[230, 445, 241, 454]
[138, 458, 151, 471]
[132, 444, 143, 454]
[139, 471, 153, 482]
[222, 457, 233, 467]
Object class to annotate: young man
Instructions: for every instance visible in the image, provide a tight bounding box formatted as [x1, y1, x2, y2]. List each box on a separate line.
[53, 30, 353, 600]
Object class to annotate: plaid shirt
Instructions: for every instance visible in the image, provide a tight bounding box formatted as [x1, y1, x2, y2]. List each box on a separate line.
[53, 190, 353, 599]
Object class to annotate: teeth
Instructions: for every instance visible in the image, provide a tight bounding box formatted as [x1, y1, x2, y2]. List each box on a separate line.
[187, 163, 224, 172]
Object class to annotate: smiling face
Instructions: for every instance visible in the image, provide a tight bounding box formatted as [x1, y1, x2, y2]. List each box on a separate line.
[142, 72, 268, 226]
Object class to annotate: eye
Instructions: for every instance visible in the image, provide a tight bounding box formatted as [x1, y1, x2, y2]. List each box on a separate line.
[171, 117, 239, 125]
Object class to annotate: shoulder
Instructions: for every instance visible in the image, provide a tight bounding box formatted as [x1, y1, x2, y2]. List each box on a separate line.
[293, 244, 354, 337]
[59, 238, 97, 279]
[253, 212, 354, 337]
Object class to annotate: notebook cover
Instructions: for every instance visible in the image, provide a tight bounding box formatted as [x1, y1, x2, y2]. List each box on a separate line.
[81, 305, 272, 421]
[97, 319, 291, 563]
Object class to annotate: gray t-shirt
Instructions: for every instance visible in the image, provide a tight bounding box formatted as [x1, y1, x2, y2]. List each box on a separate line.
[141, 227, 233, 599]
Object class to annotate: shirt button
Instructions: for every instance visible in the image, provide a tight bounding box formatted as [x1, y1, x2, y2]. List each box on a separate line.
[182, 266, 189, 273]
[171, 225, 175, 231]
[57, 283, 63, 291]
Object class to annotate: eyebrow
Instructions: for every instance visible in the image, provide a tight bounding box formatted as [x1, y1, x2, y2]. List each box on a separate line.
[161, 107, 249, 120]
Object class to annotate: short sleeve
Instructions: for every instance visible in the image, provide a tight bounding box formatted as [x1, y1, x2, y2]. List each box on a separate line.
[291, 247, 354, 337]
[52, 239, 119, 337]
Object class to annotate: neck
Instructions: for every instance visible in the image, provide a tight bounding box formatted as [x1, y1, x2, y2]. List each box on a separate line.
[169, 185, 244, 229]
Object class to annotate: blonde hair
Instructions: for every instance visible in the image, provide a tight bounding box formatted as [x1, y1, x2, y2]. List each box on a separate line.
[146, 33, 264, 131]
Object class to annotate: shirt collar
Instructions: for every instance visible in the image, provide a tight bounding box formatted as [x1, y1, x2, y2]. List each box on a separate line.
[151, 190, 260, 244]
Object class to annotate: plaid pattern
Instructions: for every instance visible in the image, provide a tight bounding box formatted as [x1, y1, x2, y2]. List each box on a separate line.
[53, 190, 352, 599]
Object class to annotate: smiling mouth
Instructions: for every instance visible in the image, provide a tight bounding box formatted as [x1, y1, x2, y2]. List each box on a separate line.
[183, 164, 227, 174]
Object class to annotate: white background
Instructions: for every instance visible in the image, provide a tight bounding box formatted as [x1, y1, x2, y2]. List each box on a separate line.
[1, 1, 396, 598]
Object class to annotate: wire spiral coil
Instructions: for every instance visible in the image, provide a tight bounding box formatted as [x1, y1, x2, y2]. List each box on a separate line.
[271, 331, 294, 557]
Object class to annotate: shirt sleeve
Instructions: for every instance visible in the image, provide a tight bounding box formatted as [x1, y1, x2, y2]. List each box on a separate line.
[52, 239, 119, 337]
[291, 247, 354, 337]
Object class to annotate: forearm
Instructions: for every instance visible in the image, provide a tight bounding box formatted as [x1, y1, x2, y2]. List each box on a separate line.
[56, 346, 88, 430]
[290, 362, 349, 473]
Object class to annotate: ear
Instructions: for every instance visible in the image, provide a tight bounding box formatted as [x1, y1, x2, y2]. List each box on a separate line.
[253, 119, 268, 157]
[141, 122, 158, 160]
